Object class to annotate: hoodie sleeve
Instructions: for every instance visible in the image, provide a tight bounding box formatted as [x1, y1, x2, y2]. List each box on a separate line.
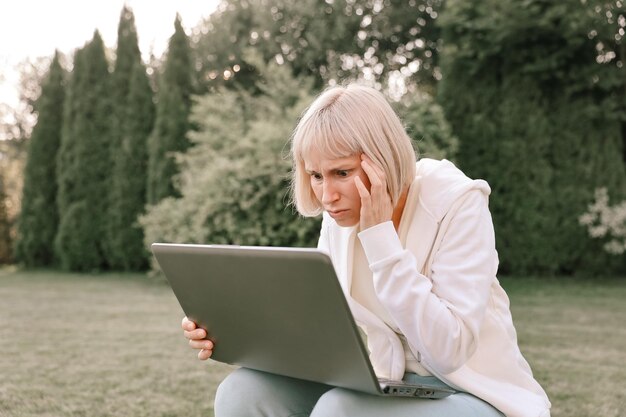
[358, 189, 497, 375]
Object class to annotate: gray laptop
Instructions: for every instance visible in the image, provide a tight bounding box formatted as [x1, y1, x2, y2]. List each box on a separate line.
[151, 243, 456, 399]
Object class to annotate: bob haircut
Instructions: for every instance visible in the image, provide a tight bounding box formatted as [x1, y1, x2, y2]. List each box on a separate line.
[290, 84, 417, 217]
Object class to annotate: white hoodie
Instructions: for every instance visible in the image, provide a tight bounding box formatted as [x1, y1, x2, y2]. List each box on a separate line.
[317, 159, 551, 417]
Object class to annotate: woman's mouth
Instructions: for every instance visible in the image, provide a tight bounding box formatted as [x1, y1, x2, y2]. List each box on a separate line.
[328, 209, 349, 219]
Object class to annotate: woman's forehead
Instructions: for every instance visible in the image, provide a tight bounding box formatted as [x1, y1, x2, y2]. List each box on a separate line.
[303, 152, 361, 171]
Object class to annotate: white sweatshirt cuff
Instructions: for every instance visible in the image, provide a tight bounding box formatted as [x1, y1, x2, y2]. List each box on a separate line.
[357, 221, 403, 264]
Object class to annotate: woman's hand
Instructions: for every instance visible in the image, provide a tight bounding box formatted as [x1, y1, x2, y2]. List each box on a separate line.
[182, 316, 214, 360]
[354, 154, 394, 231]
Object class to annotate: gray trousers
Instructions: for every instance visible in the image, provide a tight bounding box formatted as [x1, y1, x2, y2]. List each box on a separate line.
[214, 368, 504, 417]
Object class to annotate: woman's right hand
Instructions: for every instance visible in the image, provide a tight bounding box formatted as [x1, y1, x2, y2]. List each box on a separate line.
[182, 316, 214, 360]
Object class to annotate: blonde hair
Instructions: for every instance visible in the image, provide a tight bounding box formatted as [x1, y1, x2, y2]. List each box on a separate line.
[290, 84, 417, 217]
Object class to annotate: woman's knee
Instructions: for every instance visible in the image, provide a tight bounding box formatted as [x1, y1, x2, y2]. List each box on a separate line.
[214, 368, 330, 417]
[214, 368, 273, 417]
[310, 388, 362, 417]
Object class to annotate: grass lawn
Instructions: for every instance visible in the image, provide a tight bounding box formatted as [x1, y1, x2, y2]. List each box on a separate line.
[0, 268, 624, 417]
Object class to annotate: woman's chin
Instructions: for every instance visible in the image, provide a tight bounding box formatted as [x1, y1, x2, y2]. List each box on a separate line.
[334, 217, 359, 228]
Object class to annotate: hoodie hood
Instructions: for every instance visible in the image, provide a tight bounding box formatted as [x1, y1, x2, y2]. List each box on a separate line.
[415, 159, 491, 223]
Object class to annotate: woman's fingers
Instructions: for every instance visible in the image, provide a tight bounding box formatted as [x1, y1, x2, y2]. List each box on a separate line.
[182, 316, 196, 331]
[357, 154, 393, 230]
[361, 156, 389, 207]
[182, 317, 207, 340]
[198, 349, 213, 360]
[186, 327, 214, 361]
[355, 176, 375, 230]
[360, 156, 385, 191]
[181, 316, 213, 361]
[355, 175, 370, 200]
[184, 328, 207, 340]
[189, 338, 214, 351]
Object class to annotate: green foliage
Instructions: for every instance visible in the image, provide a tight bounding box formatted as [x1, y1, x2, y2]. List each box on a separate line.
[55, 201, 103, 271]
[106, 7, 155, 271]
[14, 52, 66, 267]
[55, 32, 112, 271]
[194, 0, 443, 93]
[438, 0, 626, 275]
[147, 15, 195, 205]
[394, 92, 459, 161]
[111, 6, 141, 98]
[13, 0, 625, 278]
[140, 55, 321, 263]
[0, 138, 26, 264]
[0, 174, 11, 263]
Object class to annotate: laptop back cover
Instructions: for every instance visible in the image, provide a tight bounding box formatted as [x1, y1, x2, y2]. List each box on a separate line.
[152, 243, 381, 395]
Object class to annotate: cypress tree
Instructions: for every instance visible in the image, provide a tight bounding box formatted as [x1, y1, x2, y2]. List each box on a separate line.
[56, 48, 84, 220]
[107, 6, 155, 270]
[55, 32, 112, 271]
[147, 15, 195, 205]
[15, 52, 65, 266]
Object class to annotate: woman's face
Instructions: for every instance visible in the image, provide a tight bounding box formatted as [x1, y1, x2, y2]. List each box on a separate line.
[303, 151, 371, 227]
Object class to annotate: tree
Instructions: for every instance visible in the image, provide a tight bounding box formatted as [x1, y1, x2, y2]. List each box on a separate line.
[140, 54, 321, 268]
[438, 0, 626, 275]
[147, 15, 195, 205]
[55, 32, 112, 271]
[14, 52, 65, 267]
[0, 56, 53, 257]
[192, 0, 443, 96]
[106, 6, 155, 270]
[0, 138, 26, 264]
[394, 92, 458, 161]
[0, 174, 11, 263]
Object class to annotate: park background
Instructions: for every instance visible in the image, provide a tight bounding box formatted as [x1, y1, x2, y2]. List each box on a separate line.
[0, 0, 625, 416]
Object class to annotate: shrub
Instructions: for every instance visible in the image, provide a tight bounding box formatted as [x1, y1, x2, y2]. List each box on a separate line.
[140, 57, 321, 269]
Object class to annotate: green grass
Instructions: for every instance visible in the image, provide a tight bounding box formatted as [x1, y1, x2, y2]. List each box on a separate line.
[0, 269, 624, 417]
[0, 268, 234, 417]
[501, 276, 626, 417]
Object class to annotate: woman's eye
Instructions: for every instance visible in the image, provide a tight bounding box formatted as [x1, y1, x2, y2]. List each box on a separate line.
[312, 173, 322, 181]
[337, 170, 349, 177]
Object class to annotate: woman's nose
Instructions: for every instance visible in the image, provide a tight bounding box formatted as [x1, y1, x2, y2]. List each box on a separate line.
[321, 180, 339, 204]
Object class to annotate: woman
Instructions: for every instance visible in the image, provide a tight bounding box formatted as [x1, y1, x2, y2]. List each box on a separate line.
[182, 84, 551, 417]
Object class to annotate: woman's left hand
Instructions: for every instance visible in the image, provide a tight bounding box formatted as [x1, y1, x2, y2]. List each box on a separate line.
[354, 154, 394, 231]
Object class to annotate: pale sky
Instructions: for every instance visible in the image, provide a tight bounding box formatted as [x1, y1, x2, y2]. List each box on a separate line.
[0, 0, 220, 107]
